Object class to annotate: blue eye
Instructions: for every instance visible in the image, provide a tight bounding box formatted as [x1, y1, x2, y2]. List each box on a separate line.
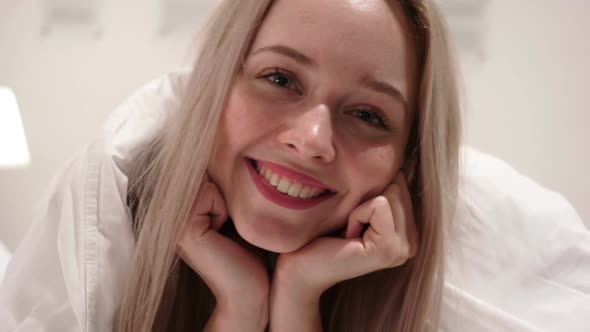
[260, 68, 297, 90]
[268, 73, 291, 88]
[352, 109, 391, 130]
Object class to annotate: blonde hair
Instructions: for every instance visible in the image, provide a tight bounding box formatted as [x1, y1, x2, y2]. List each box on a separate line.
[115, 1, 461, 331]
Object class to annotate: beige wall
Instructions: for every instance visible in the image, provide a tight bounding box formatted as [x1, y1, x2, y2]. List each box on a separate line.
[459, 1, 590, 229]
[0, 0, 204, 250]
[1, 0, 588, 251]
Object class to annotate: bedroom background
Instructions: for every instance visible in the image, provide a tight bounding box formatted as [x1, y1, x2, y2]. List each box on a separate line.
[0, 0, 588, 257]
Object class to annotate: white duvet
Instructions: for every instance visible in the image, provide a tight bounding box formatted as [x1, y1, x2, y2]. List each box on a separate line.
[0, 70, 588, 331]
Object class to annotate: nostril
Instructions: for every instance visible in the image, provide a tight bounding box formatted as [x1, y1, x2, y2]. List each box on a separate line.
[279, 130, 336, 162]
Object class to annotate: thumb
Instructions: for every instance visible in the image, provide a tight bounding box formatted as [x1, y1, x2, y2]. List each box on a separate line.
[344, 199, 376, 239]
[189, 181, 228, 233]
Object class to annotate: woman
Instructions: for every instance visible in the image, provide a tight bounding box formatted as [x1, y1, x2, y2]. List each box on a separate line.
[1, 0, 461, 331]
[118, 0, 460, 330]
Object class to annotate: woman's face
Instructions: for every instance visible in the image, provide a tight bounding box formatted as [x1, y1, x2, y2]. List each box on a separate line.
[209, 0, 418, 253]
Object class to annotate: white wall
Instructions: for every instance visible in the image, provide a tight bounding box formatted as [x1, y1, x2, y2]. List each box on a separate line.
[458, 0, 590, 229]
[0, 0, 588, 251]
[0, 0, 207, 250]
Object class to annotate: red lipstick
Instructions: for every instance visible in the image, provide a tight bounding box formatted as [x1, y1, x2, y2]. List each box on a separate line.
[246, 159, 335, 210]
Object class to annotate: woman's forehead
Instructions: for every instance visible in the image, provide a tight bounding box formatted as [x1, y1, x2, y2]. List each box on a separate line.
[249, 0, 418, 105]
[252, 0, 413, 59]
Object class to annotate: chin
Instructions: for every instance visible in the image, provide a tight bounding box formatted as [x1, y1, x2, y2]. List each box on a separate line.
[233, 219, 307, 253]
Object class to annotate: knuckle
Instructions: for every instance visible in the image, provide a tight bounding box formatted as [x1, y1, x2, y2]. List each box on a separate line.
[377, 241, 413, 268]
[371, 196, 390, 209]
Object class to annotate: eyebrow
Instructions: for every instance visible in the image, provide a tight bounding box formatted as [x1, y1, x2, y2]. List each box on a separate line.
[251, 44, 316, 67]
[252, 44, 408, 110]
[361, 79, 408, 111]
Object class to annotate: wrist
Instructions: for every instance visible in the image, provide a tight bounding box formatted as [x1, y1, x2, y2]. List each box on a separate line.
[269, 284, 322, 332]
[207, 298, 268, 332]
[270, 257, 323, 331]
[273, 253, 325, 299]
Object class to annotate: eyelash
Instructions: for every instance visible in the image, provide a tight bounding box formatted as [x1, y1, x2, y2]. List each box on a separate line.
[258, 68, 392, 131]
[349, 108, 392, 130]
[259, 67, 300, 92]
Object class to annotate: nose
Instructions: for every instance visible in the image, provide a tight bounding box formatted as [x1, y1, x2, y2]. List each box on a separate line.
[277, 104, 336, 163]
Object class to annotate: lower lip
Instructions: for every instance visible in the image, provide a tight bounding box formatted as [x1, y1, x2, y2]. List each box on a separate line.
[246, 159, 334, 210]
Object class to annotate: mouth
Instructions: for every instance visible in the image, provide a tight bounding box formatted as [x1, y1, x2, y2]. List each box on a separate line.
[246, 158, 336, 210]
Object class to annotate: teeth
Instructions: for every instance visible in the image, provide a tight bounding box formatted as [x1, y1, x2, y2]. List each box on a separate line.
[276, 178, 292, 193]
[269, 173, 280, 186]
[309, 188, 319, 197]
[299, 186, 311, 199]
[256, 164, 327, 199]
[287, 183, 302, 197]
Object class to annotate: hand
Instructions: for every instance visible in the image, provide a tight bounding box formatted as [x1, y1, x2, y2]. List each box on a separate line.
[177, 176, 269, 331]
[271, 172, 419, 319]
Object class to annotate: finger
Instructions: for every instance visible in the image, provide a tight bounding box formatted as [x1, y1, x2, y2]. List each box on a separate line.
[345, 171, 406, 239]
[206, 182, 229, 231]
[365, 192, 397, 239]
[296, 232, 398, 291]
[381, 181, 406, 239]
[382, 173, 417, 260]
[298, 194, 408, 291]
[189, 182, 228, 231]
[203, 176, 229, 230]
[345, 199, 374, 239]
[292, 237, 381, 290]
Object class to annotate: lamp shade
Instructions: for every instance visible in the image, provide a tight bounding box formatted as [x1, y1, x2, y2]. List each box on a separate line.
[0, 87, 30, 168]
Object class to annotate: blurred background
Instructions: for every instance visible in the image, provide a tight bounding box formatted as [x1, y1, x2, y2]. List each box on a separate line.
[0, 0, 588, 254]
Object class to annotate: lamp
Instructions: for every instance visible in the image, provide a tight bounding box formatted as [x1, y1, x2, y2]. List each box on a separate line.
[0, 87, 30, 168]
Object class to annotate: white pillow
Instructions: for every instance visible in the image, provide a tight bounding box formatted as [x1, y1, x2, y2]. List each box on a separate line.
[442, 147, 590, 331]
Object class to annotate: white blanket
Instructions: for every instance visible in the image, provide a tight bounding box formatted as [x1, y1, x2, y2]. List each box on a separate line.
[1, 70, 588, 331]
[442, 147, 589, 331]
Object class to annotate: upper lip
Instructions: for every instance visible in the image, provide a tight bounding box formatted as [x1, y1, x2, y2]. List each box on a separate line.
[251, 158, 337, 193]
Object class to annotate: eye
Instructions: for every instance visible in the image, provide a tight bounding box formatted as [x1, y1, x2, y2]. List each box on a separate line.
[259, 68, 298, 91]
[350, 108, 392, 131]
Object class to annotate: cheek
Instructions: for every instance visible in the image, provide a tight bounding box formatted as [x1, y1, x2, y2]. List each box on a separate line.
[210, 84, 278, 183]
[222, 96, 257, 143]
[209, 89, 255, 182]
[219, 84, 277, 147]
[345, 145, 400, 200]
[315, 145, 400, 236]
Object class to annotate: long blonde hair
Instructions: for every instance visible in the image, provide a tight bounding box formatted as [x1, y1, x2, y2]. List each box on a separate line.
[115, 1, 461, 331]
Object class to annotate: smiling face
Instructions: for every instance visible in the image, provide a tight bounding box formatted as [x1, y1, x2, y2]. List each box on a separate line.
[208, 0, 419, 253]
